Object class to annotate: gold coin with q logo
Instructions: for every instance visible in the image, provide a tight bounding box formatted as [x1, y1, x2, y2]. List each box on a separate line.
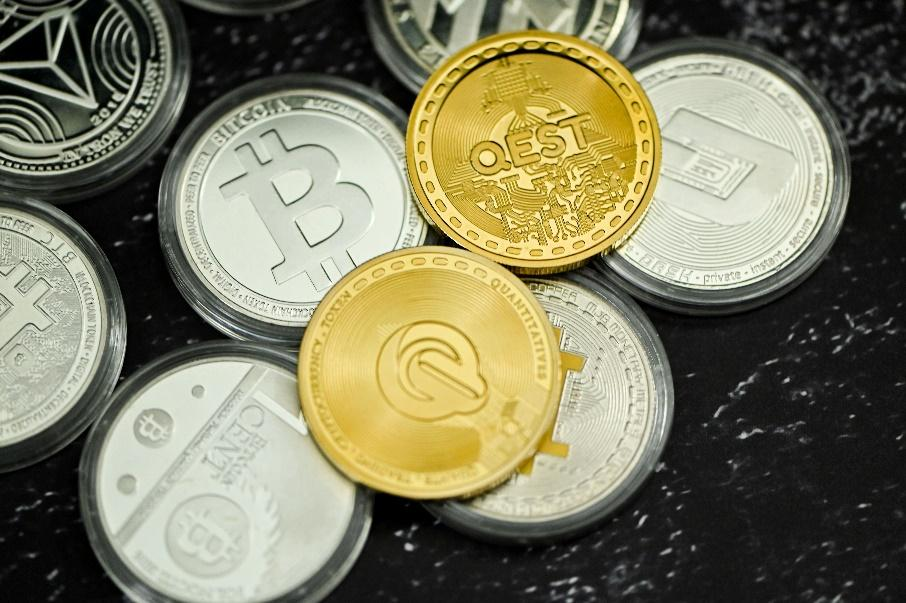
[297, 247, 563, 499]
[407, 31, 661, 273]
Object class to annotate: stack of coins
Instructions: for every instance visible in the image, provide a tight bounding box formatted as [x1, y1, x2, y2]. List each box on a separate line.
[0, 1, 850, 602]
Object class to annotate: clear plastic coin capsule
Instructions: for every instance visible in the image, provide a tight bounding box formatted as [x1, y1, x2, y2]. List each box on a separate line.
[80, 341, 372, 603]
[159, 75, 428, 345]
[0, 0, 190, 202]
[0, 196, 126, 472]
[598, 38, 851, 314]
[180, 0, 320, 16]
[427, 271, 673, 544]
[366, 0, 644, 94]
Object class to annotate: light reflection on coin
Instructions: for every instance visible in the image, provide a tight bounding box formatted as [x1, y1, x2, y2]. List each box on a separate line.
[80, 342, 372, 603]
[0, 0, 190, 201]
[428, 273, 672, 543]
[600, 39, 850, 314]
[367, 0, 644, 93]
[159, 75, 428, 345]
[0, 197, 125, 472]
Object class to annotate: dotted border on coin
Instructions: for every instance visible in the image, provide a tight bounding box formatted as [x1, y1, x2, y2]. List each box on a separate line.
[408, 33, 660, 271]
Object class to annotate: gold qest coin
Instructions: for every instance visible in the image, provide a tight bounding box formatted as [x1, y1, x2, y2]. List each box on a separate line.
[298, 247, 562, 499]
[407, 31, 661, 274]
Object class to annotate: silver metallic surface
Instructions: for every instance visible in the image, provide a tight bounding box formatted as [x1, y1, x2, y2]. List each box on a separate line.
[180, 0, 318, 15]
[159, 75, 428, 345]
[0, 0, 189, 201]
[601, 39, 850, 314]
[80, 342, 372, 603]
[0, 197, 125, 472]
[367, 0, 643, 93]
[429, 272, 673, 543]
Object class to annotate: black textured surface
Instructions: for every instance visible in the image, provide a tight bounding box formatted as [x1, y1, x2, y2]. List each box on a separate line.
[2, 1, 905, 601]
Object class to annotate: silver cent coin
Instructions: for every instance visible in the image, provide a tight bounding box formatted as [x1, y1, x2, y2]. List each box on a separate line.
[0, 0, 190, 202]
[600, 39, 850, 314]
[367, 0, 644, 93]
[80, 341, 372, 603]
[428, 272, 673, 544]
[0, 196, 126, 472]
[159, 75, 428, 345]
[180, 0, 319, 15]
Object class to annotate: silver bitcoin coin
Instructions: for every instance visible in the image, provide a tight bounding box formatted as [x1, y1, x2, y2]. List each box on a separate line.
[80, 341, 372, 603]
[428, 272, 673, 544]
[180, 0, 319, 15]
[0, 196, 126, 472]
[367, 0, 644, 93]
[600, 39, 850, 314]
[0, 0, 190, 202]
[159, 75, 428, 345]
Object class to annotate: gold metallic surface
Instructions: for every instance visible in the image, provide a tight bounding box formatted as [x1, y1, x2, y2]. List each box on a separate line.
[407, 31, 661, 274]
[298, 247, 563, 499]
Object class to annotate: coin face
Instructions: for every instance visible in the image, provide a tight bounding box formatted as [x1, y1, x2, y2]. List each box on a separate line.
[0, 0, 189, 201]
[298, 246, 562, 499]
[428, 274, 673, 543]
[80, 342, 372, 603]
[181, 0, 317, 15]
[0, 198, 125, 472]
[407, 32, 660, 274]
[602, 40, 850, 313]
[160, 75, 428, 344]
[367, 0, 643, 92]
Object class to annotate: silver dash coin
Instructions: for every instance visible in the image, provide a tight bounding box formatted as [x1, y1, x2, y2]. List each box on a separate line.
[159, 75, 428, 345]
[367, 0, 644, 93]
[599, 39, 850, 314]
[80, 341, 372, 603]
[428, 272, 673, 544]
[0, 0, 190, 203]
[180, 0, 320, 15]
[0, 196, 126, 472]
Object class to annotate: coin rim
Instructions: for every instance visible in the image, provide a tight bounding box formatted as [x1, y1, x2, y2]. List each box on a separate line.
[366, 0, 645, 94]
[599, 37, 852, 315]
[425, 270, 674, 544]
[0, 196, 127, 473]
[79, 340, 373, 603]
[0, 0, 191, 203]
[297, 245, 564, 499]
[159, 74, 427, 345]
[406, 30, 661, 274]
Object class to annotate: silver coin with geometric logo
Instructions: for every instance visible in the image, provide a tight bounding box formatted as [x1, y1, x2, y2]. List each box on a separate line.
[0, 0, 190, 202]
[180, 0, 319, 16]
[159, 75, 428, 345]
[0, 196, 126, 472]
[427, 272, 673, 543]
[599, 39, 850, 314]
[80, 341, 373, 603]
[366, 0, 644, 93]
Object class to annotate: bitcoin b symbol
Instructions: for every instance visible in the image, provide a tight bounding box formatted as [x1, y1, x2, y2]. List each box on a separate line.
[518, 330, 585, 475]
[219, 129, 375, 291]
[165, 495, 250, 577]
[133, 408, 173, 448]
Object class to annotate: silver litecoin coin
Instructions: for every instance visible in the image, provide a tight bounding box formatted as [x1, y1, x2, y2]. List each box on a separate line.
[80, 341, 372, 603]
[0, 196, 126, 472]
[159, 75, 428, 345]
[0, 0, 190, 202]
[599, 39, 850, 314]
[179, 0, 319, 16]
[428, 272, 673, 544]
[367, 0, 644, 93]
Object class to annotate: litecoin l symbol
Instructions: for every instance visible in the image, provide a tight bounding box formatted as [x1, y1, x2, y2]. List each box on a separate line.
[220, 130, 375, 291]
[0, 261, 53, 350]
